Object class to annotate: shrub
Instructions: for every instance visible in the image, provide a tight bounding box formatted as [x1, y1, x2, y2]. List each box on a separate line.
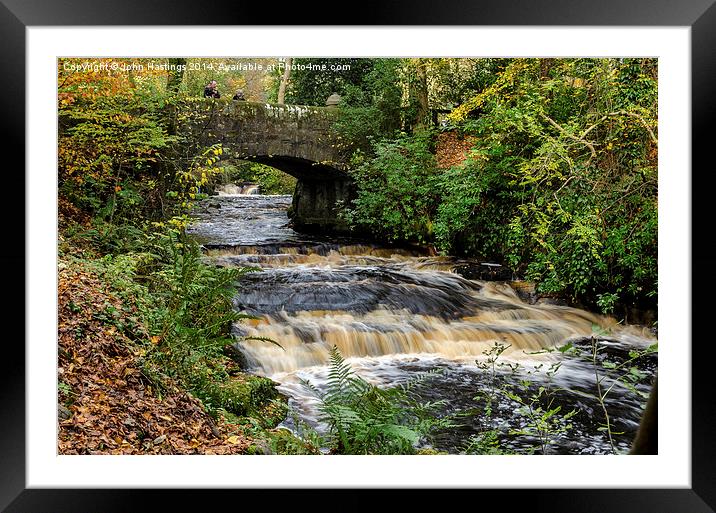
[90, 229, 282, 420]
[303, 346, 453, 455]
[345, 130, 439, 245]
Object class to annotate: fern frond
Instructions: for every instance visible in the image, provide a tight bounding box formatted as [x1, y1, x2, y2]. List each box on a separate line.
[300, 346, 450, 454]
[241, 336, 284, 350]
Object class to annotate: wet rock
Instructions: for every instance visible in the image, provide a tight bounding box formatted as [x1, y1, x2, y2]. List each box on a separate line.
[454, 262, 514, 281]
[58, 404, 72, 421]
[234, 265, 513, 320]
[509, 281, 537, 304]
[536, 296, 568, 306]
[223, 343, 251, 370]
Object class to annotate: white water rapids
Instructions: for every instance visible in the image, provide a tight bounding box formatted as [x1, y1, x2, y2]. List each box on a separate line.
[188, 194, 657, 454]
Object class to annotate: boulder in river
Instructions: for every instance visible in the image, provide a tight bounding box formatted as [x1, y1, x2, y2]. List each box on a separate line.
[454, 262, 514, 281]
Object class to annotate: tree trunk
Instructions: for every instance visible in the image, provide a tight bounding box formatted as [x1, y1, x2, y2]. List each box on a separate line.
[166, 58, 186, 94]
[166, 58, 186, 136]
[277, 58, 292, 104]
[411, 58, 430, 128]
[629, 377, 658, 454]
[540, 58, 554, 79]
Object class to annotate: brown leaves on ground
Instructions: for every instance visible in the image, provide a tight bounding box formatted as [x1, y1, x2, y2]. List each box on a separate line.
[58, 260, 253, 454]
[436, 131, 478, 169]
[58, 196, 91, 232]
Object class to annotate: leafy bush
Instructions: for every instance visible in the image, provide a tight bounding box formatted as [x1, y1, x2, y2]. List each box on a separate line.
[90, 229, 282, 419]
[303, 346, 452, 454]
[331, 59, 403, 156]
[345, 130, 439, 245]
[343, 58, 658, 311]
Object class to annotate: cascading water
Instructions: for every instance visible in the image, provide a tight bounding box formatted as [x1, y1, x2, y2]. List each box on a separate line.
[188, 194, 657, 454]
[215, 183, 261, 196]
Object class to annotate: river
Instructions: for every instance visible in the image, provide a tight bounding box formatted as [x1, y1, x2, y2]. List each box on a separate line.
[188, 192, 658, 454]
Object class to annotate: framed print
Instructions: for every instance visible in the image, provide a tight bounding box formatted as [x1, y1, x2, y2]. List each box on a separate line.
[2, 0, 714, 510]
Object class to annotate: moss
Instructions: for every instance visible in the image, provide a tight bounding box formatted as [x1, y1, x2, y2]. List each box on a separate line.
[267, 428, 321, 455]
[416, 447, 449, 455]
[245, 444, 267, 455]
[253, 397, 289, 429]
[218, 398, 307, 455]
[209, 373, 283, 418]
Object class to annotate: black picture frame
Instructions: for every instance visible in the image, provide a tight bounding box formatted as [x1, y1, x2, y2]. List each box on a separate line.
[2, 1, 713, 510]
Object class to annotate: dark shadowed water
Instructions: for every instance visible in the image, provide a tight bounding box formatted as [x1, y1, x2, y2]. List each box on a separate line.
[189, 193, 657, 454]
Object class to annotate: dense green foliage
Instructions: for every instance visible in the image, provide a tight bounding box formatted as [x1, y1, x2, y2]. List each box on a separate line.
[284, 58, 380, 106]
[285, 58, 408, 155]
[330, 59, 404, 155]
[219, 162, 297, 195]
[66, 229, 281, 420]
[58, 61, 227, 230]
[343, 130, 438, 243]
[59, 77, 173, 222]
[345, 58, 658, 313]
[58, 58, 286, 428]
[302, 346, 452, 454]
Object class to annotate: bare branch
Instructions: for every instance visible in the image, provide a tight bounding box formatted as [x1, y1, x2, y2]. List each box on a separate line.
[581, 111, 658, 146]
[541, 113, 597, 162]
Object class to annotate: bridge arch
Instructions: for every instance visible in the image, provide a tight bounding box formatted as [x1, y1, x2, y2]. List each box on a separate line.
[179, 99, 353, 232]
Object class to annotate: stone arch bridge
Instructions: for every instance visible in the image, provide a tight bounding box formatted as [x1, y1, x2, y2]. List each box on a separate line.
[179, 99, 352, 233]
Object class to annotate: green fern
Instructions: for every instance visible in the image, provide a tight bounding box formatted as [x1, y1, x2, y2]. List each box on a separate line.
[306, 346, 454, 455]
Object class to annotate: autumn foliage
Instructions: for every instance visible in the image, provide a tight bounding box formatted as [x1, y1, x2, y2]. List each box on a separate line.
[57, 58, 304, 455]
[58, 260, 253, 454]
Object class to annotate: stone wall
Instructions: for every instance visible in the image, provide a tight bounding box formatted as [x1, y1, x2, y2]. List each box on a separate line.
[435, 130, 478, 169]
[179, 99, 348, 178]
[290, 179, 354, 234]
[178, 99, 353, 232]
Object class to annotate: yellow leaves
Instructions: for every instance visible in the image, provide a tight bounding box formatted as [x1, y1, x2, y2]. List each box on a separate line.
[58, 96, 75, 108]
[150, 335, 161, 345]
[448, 58, 533, 123]
[169, 217, 188, 230]
[226, 435, 242, 445]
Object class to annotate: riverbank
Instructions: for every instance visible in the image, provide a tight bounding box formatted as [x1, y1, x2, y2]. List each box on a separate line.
[57, 227, 318, 455]
[187, 193, 657, 455]
[58, 193, 657, 456]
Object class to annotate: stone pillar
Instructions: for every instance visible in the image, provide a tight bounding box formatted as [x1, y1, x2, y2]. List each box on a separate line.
[290, 179, 352, 234]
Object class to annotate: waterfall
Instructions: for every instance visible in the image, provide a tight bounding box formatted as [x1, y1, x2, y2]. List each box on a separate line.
[187, 193, 657, 454]
[216, 183, 261, 196]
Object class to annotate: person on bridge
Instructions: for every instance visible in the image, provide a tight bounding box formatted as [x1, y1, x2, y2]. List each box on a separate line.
[203, 80, 221, 98]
